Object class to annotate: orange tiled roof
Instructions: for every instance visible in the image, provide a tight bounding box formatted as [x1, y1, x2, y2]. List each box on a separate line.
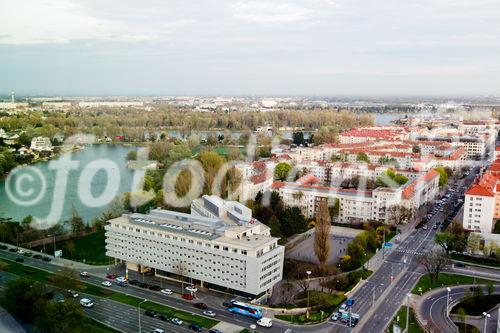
[465, 173, 498, 197]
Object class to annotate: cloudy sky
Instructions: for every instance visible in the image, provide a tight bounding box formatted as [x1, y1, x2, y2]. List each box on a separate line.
[0, 0, 499, 96]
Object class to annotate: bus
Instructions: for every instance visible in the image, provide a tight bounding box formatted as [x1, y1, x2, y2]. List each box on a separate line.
[227, 300, 263, 319]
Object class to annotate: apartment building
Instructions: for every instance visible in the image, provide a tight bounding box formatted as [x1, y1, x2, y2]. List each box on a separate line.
[105, 195, 284, 298]
[30, 136, 53, 152]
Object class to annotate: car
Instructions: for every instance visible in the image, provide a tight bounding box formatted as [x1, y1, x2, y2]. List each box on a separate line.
[145, 310, 157, 318]
[203, 310, 216, 317]
[9, 248, 18, 252]
[149, 285, 161, 291]
[257, 317, 273, 328]
[182, 293, 194, 300]
[171, 318, 183, 326]
[33, 254, 43, 259]
[101, 281, 112, 287]
[433, 225, 438, 230]
[185, 285, 198, 293]
[0, 245, 8, 250]
[23, 251, 32, 257]
[158, 314, 170, 321]
[80, 298, 94, 308]
[116, 280, 128, 287]
[17, 249, 25, 254]
[154, 329, 165, 333]
[67, 290, 79, 298]
[106, 274, 117, 279]
[129, 279, 140, 286]
[116, 276, 127, 282]
[455, 262, 466, 268]
[194, 302, 207, 309]
[345, 299, 355, 307]
[331, 312, 340, 321]
[161, 289, 173, 295]
[222, 301, 232, 308]
[189, 323, 203, 332]
[15, 258, 24, 262]
[423, 225, 428, 230]
[139, 282, 150, 289]
[339, 304, 348, 313]
[209, 330, 222, 333]
[42, 256, 51, 262]
[80, 272, 90, 277]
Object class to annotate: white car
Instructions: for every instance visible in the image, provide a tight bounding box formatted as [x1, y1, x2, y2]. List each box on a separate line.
[257, 317, 273, 327]
[101, 281, 112, 287]
[116, 276, 127, 283]
[80, 271, 89, 277]
[154, 329, 165, 333]
[161, 289, 173, 295]
[80, 298, 94, 308]
[185, 285, 198, 293]
[203, 310, 216, 317]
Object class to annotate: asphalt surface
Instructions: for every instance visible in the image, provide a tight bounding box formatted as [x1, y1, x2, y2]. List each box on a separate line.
[417, 285, 500, 333]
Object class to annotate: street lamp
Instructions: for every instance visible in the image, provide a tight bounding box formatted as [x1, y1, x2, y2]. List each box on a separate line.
[138, 299, 147, 333]
[405, 293, 411, 332]
[483, 312, 491, 332]
[446, 287, 451, 314]
[306, 270, 312, 320]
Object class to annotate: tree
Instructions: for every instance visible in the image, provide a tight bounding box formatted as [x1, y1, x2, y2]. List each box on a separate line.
[126, 150, 137, 161]
[416, 250, 451, 283]
[268, 215, 282, 238]
[36, 300, 84, 333]
[274, 162, 292, 181]
[1, 278, 47, 323]
[356, 152, 370, 163]
[435, 232, 457, 254]
[70, 207, 85, 234]
[467, 233, 483, 254]
[456, 307, 467, 327]
[434, 166, 448, 187]
[386, 205, 414, 225]
[314, 202, 331, 270]
[50, 266, 81, 291]
[292, 132, 305, 146]
[63, 241, 76, 260]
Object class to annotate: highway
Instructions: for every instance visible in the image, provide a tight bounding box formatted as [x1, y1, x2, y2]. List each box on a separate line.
[417, 285, 500, 333]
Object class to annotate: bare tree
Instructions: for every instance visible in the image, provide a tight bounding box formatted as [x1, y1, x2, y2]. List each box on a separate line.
[386, 205, 414, 226]
[314, 201, 331, 270]
[416, 250, 451, 283]
[174, 261, 188, 293]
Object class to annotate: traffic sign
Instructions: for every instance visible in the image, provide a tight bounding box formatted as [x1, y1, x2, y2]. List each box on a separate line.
[384, 242, 393, 248]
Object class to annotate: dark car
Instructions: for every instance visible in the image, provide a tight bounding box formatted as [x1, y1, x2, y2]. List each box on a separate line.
[149, 285, 161, 291]
[15, 258, 24, 262]
[9, 248, 18, 252]
[455, 262, 466, 268]
[0, 245, 8, 250]
[33, 254, 43, 259]
[194, 303, 207, 310]
[189, 323, 203, 332]
[42, 256, 52, 262]
[23, 251, 33, 257]
[158, 314, 170, 322]
[139, 282, 150, 289]
[129, 279, 140, 286]
[106, 274, 117, 279]
[222, 301, 232, 308]
[209, 330, 222, 333]
[145, 310, 157, 318]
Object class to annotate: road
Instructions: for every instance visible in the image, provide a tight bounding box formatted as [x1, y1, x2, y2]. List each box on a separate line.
[417, 285, 500, 333]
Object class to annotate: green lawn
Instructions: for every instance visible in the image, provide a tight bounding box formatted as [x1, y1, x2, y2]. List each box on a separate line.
[412, 273, 497, 294]
[35, 230, 113, 265]
[0, 257, 218, 328]
[390, 306, 425, 333]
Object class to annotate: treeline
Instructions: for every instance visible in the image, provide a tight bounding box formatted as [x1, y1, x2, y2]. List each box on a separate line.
[0, 108, 374, 142]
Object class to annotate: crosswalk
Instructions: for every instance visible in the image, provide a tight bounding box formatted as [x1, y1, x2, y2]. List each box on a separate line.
[395, 248, 425, 256]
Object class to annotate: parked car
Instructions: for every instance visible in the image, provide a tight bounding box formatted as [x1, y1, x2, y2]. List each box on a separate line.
[23, 251, 32, 257]
[9, 248, 18, 252]
[345, 299, 355, 307]
[139, 282, 150, 289]
[15, 258, 24, 262]
[209, 330, 222, 333]
[101, 281, 112, 287]
[116, 280, 128, 287]
[106, 274, 117, 279]
[154, 329, 165, 333]
[149, 285, 161, 291]
[331, 312, 340, 321]
[33, 254, 43, 259]
[455, 262, 466, 268]
[67, 290, 79, 298]
[203, 310, 216, 317]
[185, 285, 198, 293]
[80, 272, 90, 277]
[182, 293, 194, 300]
[0, 245, 8, 250]
[145, 310, 157, 318]
[42, 256, 51, 262]
[80, 298, 94, 308]
[158, 314, 169, 322]
[189, 323, 203, 331]
[129, 279, 139, 286]
[171, 318, 183, 326]
[161, 289, 173, 295]
[194, 302, 207, 309]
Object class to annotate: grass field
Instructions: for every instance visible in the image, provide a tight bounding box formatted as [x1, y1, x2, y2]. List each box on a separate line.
[34, 230, 112, 265]
[412, 273, 497, 294]
[0, 257, 218, 328]
[390, 306, 425, 333]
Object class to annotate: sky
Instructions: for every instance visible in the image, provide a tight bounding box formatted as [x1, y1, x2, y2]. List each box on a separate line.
[0, 0, 499, 96]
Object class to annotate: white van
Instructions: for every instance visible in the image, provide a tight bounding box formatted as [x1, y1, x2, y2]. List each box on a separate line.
[80, 298, 94, 308]
[257, 317, 273, 327]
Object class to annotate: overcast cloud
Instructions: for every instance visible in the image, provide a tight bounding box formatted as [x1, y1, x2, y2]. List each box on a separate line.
[0, 0, 499, 96]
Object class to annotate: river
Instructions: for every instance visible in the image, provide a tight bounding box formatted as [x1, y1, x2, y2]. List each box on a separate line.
[0, 145, 137, 223]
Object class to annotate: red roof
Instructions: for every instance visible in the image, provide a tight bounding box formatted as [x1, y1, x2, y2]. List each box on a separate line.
[296, 174, 320, 185]
[465, 173, 498, 197]
[402, 169, 440, 199]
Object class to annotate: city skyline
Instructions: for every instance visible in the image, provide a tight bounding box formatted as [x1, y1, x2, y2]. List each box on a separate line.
[1, 0, 500, 96]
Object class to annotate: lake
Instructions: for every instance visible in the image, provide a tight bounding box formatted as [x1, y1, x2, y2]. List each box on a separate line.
[0, 145, 138, 224]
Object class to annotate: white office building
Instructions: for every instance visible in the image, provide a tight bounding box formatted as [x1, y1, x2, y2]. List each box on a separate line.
[30, 136, 53, 152]
[105, 195, 284, 297]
